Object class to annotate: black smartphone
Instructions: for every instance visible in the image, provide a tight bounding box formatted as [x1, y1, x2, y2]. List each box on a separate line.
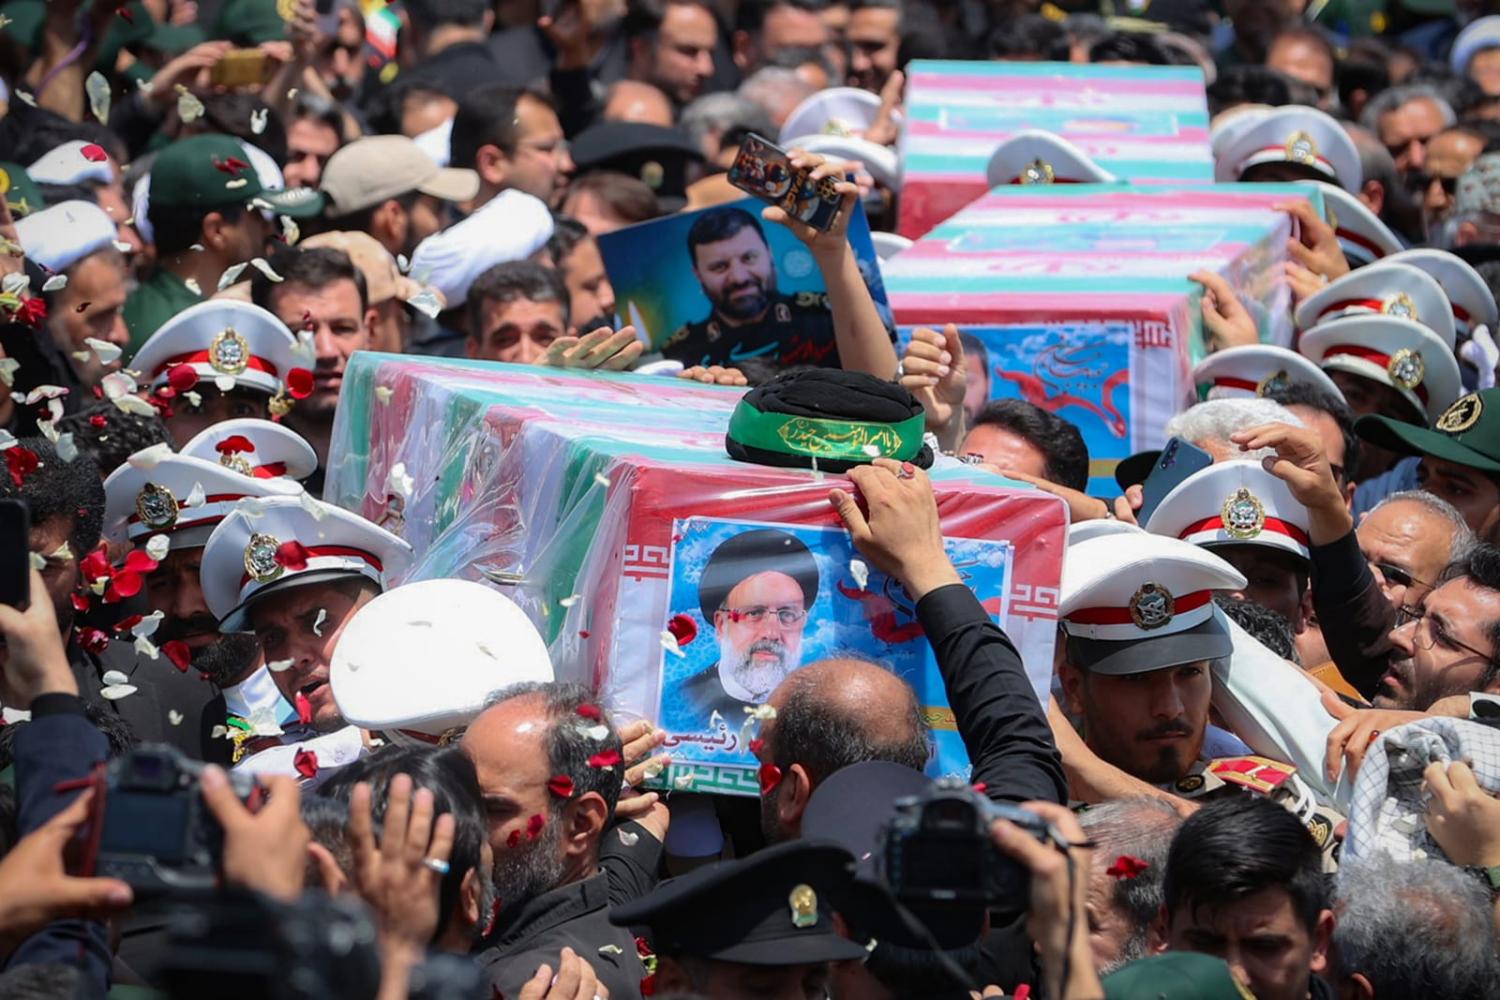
[0, 498, 30, 610]
[728, 133, 843, 232]
[1136, 437, 1214, 527]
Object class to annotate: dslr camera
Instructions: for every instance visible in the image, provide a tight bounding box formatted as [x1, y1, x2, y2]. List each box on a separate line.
[77, 744, 262, 896]
[882, 778, 1050, 916]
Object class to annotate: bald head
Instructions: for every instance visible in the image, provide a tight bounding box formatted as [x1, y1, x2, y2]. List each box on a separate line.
[603, 80, 676, 127]
[765, 657, 930, 784]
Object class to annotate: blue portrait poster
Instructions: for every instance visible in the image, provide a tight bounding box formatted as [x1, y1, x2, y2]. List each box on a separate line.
[656, 516, 1012, 792]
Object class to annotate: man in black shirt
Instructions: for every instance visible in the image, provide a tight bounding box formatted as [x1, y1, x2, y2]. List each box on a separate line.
[663, 205, 839, 369]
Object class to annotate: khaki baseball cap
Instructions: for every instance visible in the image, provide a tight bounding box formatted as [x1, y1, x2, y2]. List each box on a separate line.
[300, 230, 441, 310]
[319, 135, 480, 216]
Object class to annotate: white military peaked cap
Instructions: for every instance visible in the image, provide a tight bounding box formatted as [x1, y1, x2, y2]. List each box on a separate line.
[103, 448, 305, 551]
[1214, 106, 1361, 192]
[15, 200, 117, 274]
[180, 418, 318, 482]
[1144, 460, 1312, 561]
[202, 495, 413, 632]
[1059, 533, 1246, 675]
[129, 299, 305, 398]
[985, 129, 1117, 188]
[1299, 314, 1463, 422]
[1312, 182, 1402, 269]
[1191, 344, 1345, 402]
[1294, 261, 1456, 346]
[1384, 248, 1500, 338]
[330, 579, 555, 743]
[779, 87, 883, 144]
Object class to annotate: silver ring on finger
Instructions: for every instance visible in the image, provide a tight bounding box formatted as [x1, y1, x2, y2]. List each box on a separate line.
[423, 857, 451, 875]
[895, 360, 906, 379]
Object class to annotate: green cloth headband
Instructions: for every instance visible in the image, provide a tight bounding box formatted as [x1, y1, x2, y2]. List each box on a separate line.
[728, 400, 926, 463]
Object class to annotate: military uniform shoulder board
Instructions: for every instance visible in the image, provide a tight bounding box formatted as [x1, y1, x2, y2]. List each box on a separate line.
[1172, 762, 1223, 798]
[1206, 755, 1298, 795]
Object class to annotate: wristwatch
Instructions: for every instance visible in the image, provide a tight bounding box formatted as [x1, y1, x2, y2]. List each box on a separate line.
[1468, 693, 1500, 722]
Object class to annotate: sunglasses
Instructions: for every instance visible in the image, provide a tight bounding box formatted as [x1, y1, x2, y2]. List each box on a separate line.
[1405, 171, 1460, 196]
[1374, 562, 1430, 590]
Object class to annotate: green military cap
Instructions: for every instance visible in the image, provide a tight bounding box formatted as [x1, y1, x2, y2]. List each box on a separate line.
[0, 161, 45, 217]
[143, 20, 206, 56]
[150, 134, 324, 217]
[213, 0, 288, 45]
[1356, 388, 1500, 475]
[1103, 952, 1254, 1000]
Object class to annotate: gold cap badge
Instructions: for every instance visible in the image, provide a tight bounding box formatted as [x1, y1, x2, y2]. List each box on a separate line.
[1437, 393, 1484, 434]
[209, 327, 250, 375]
[1128, 582, 1175, 630]
[1285, 130, 1319, 166]
[136, 482, 180, 530]
[1222, 487, 1267, 539]
[1386, 348, 1425, 390]
[788, 884, 818, 929]
[1020, 157, 1055, 185]
[243, 533, 284, 584]
[1381, 292, 1417, 321]
[1255, 370, 1290, 397]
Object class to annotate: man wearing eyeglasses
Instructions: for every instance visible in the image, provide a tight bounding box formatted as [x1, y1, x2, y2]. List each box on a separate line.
[1374, 545, 1500, 711]
[685, 527, 820, 720]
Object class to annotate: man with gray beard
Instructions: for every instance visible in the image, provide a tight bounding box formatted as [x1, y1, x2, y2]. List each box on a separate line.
[1077, 797, 1183, 976]
[682, 527, 820, 721]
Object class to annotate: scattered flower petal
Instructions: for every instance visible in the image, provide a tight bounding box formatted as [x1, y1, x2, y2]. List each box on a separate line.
[134, 635, 159, 659]
[268, 658, 294, 672]
[127, 442, 173, 469]
[102, 669, 130, 686]
[386, 461, 414, 501]
[667, 614, 697, 647]
[0, 358, 17, 386]
[547, 775, 575, 798]
[850, 558, 869, 590]
[374, 386, 393, 404]
[84, 337, 121, 364]
[526, 813, 545, 840]
[183, 482, 205, 507]
[42, 274, 68, 293]
[175, 85, 204, 122]
[274, 540, 310, 571]
[1106, 855, 1150, 880]
[168, 710, 184, 726]
[214, 373, 236, 392]
[588, 749, 622, 769]
[295, 691, 313, 724]
[579, 724, 609, 741]
[145, 534, 170, 561]
[217, 262, 248, 290]
[50, 541, 72, 562]
[54, 433, 77, 462]
[293, 748, 319, 779]
[100, 683, 138, 700]
[673, 773, 693, 789]
[576, 704, 602, 721]
[758, 762, 783, 795]
[249, 258, 283, 283]
[660, 630, 685, 658]
[131, 610, 164, 639]
[183, 277, 202, 296]
[28, 551, 45, 571]
[599, 943, 625, 956]
[250, 107, 268, 134]
[161, 640, 191, 671]
[313, 608, 327, 636]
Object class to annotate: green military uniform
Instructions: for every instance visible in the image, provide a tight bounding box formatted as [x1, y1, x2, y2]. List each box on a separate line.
[124, 267, 202, 353]
[123, 133, 323, 354]
[1102, 952, 1254, 1000]
[662, 291, 840, 370]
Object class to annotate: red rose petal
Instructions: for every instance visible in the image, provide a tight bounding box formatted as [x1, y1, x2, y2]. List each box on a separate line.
[506, 829, 521, 849]
[122, 550, 158, 574]
[1105, 855, 1150, 880]
[758, 762, 783, 795]
[526, 813, 545, 840]
[167, 364, 199, 392]
[78, 626, 110, 655]
[215, 434, 255, 455]
[15, 297, 47, 327]
[293, 748, 319, 779]
[114, 613, 144, 633]
[274, 540, 310, 571]
[162, 640, 192, 672]
[70, 592, 90, 613]
[667, 613, 697, 647]
[80, 142, 108, 163]
[578, 630, 591, 639]
[88, 414, 107, 428]
[576, 704, 602, 721]
[587, 749, 622, 769]
[295, 691, 313, 725]
[5, 446, 39, 488]
[80, 544, 112, 583]
[972, 781, 988, 794]
[546, 775, 575, 798]
[749, 738, 765, 754]
[286, 368, 314, 400]
[107, 570, 143, 600]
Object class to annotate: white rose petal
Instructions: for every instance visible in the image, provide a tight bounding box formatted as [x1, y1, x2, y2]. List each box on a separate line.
[2, 272, 29, 296]
[175, 85, 204, 122]
[72, 351, 92, 363]
[111, 240, 133, 254]
[850, 558, 869, 590]
[211, 725, 228, 739]
[86, 70, 111, 123]
[660, 630, 685, 658]
[673, 773, 694, 789]
[183, 482, 205, 507]
[0, 358, 18, 386]
[50, 541, 72, 561]
[168, 710, 184, 726]
[134, 635, 160, 660]
[374, 386, 393, 404]
[599, 943, 625, 957]
[405, 287, 442, 319]
[581, 724, 609, 741]
[0, 428, 15, 449]
[709, 709, 724, 728]
[560, 594, 581, 608]
[145, 534, 170, 561]
[55, 433, 77, 463]
[28, 552, 45, 571]
[100, 371, 136, 400]
[42, 274, 68, 292]
[385, 461, 414, 501]
[267, 658, 295, 672]
[313, 608, 327, 636]
[117, 392, 158, 417]
[214, 374, 236, 392]
[184, 390, 202, 407]
[617, 830, 640, 847]
[101, 670, 130, 687]
[24, 384, 69, 404]
[85, 337, 122, 364]
[217, 262, 248, 290]
[183, 277, 202, 296]
[100, 684, 138, 701]
[250, 108, 268, 134]
[127, 443, 173, 470]
[15, 89, 35, 107]
[298, 491, 327, 520]
[249, 258, 283, 283]
[36, 418, 58, 443]
[745, 704, 778, 721]
[396, 254, 410, 273]
[132, 610, 164, 639]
